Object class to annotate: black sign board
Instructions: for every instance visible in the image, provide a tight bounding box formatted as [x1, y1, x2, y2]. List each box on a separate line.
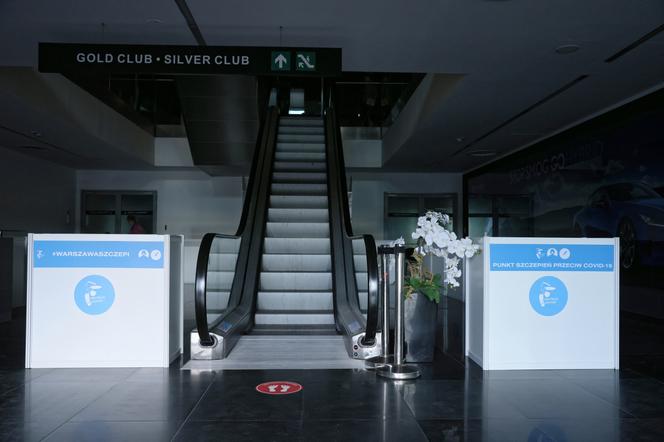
[38, 43, 342, 76]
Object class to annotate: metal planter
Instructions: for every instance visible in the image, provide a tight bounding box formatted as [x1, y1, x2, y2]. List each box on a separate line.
[404, 291, 438, 363]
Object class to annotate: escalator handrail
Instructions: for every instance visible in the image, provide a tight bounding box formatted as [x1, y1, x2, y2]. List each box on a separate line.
[194, 232, 239, 345]
[325, 105, 380, 346]
[232, 105, 270, 237]
[194, 106, 279, 346]
[348, 233, 379, 345]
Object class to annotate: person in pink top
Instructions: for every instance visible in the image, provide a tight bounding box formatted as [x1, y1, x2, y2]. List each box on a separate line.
[127, 215, 146, 234]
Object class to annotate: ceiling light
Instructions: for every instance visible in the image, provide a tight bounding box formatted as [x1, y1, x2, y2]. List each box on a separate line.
[30, 130, 42, 137]
[288, 109, 305, 115]
[455, 137, 465, 143]
[468, 149, 497, 157]
[555, 44, 580, 55]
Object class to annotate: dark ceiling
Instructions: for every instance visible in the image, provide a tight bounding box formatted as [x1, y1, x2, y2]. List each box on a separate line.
[1, 1, 662, 173]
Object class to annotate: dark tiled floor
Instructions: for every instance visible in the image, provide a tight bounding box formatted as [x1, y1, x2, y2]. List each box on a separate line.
[0, 359, 663, 441]
[3, 311, 664, 440]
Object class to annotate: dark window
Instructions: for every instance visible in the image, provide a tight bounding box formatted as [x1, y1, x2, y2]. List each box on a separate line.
[606, 183, 659, 201]
[385, 193, 457, 243]
[81, 191, 157, 234]
[467, 194, 533, 237]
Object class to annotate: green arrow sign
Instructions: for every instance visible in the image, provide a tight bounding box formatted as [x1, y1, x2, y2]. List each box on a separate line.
[271, 51, 290, 71]
[296, 52, 316, 71]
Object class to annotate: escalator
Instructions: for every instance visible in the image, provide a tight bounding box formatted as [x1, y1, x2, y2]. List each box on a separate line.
[254, 117, 337, 335]
[191, 100, 380, 363]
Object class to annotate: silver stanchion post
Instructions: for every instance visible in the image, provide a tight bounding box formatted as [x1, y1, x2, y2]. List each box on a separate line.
[366, 246, 394, 368]
[377, 245, 420, 380]
[381, 250, 391, 361]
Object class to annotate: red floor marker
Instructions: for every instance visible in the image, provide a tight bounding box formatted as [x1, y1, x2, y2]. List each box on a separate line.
[255, 381, 303, 395]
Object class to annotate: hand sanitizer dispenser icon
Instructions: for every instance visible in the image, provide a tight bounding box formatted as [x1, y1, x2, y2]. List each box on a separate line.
[84, 281, 103, 307]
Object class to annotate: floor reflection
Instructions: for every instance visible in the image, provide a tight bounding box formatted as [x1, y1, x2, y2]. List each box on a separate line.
[2, 305, 664, 440]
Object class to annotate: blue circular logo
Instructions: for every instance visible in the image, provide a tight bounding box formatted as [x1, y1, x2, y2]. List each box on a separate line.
[74, 275, 115, 315]
[529, 276, 568, 316]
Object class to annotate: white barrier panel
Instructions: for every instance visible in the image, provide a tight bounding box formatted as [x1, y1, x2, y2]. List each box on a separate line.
[26, 234, 176, 368]
[466, 237, 619, 370]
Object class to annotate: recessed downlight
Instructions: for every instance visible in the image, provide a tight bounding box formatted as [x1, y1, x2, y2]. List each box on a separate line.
[468, 149, 497, 158]
[555, 44, 580, 55]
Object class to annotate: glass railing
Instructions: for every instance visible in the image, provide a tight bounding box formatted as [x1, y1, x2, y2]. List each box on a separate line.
[352, 237, 369, 315]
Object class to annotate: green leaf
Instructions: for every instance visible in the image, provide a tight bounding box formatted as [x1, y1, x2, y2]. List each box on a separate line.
[423, 286, 440, 303]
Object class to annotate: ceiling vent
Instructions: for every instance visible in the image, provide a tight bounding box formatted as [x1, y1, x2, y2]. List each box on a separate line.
[467, 149, 497, 157]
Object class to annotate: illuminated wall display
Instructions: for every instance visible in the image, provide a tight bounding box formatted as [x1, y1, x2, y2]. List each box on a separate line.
[464, 91, 664, 321]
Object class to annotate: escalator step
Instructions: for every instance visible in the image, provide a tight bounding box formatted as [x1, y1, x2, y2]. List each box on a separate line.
[259, 271, 333, 290]
[269, 195, 328, 209]
[278, 134, 325, 143]
[249, 324, 337, 335]
[268, 208, 329, 222]
[278, 126, 324, 135]
[273, 161, 326, 172]
[257, 291, 333, 310]
[279, 118, 323, 127]
[275, 152, 326, 162]
[261, 254, 332, 272]
[266, 222, 329, 238]
[276, 143, 325, 153]
[254, 311, 336, 326]
[272, 172, 326, 183]
[271, 183, 327, 195]
[263, 238, 331, 254]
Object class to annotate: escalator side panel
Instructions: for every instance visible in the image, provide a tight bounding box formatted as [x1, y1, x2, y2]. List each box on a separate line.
[192, 107, 279, 359]
[324, 109, 381, 359]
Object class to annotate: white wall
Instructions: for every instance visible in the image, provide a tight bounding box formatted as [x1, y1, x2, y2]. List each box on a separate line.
[154, 138, 194, 167]
[75, 168, 461, 308]
[76, 169, 243, 238]
[76, 169, 244, 289]
[344, 139, 382, 168]
[350, 172, 463, 240]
